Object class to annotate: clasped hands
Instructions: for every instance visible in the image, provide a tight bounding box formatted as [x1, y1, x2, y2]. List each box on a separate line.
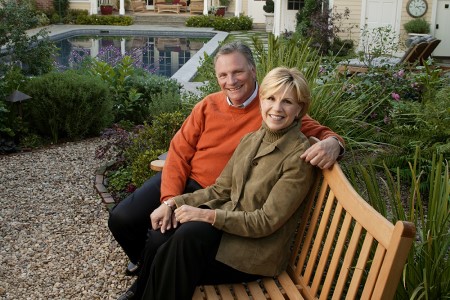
[150, 202, 214, 233]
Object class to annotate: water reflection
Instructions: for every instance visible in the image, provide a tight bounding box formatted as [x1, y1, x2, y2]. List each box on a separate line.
[54, 35, 209, 77]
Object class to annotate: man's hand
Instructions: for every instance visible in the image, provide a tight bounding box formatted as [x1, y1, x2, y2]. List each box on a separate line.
[300, 137, 341, 169]
[150, 203, 177, 233]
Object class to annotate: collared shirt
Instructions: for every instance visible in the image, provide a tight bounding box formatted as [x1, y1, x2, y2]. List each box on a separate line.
[226, 82, 259, 108]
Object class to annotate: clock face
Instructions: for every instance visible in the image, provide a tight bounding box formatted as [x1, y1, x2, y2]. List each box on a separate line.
[407, 0, 428, 17]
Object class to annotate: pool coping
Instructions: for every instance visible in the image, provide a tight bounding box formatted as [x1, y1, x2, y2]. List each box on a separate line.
[27, 24, 229, 93]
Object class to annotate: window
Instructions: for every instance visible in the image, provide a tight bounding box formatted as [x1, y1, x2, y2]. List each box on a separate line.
[287, 0, 305, 10]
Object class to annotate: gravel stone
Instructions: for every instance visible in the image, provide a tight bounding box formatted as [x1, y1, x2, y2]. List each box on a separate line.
[0, 138, 134, 299]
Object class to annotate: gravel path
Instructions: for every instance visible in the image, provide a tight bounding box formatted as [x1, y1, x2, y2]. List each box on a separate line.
[0, 138, 133, 299]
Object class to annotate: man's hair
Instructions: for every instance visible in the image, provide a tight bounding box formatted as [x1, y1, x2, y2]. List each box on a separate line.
[214, 41, 256, 69]
[259, 67, 311, 118]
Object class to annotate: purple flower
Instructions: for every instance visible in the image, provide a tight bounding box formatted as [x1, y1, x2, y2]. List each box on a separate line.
[384, 115, 391, 124]
[393, 69, 405, 78]
[391, 92, 400, 101]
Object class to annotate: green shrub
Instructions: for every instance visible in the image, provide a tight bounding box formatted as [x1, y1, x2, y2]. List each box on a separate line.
[75, 14, 133, 25]
[64, 9, 89, 24]
[186, 15, 252, 31]
[126, 72, 182, 123]
[24, 71, 114, 142]
[124, 112, 186, 187]
[404, 18, 430, 34]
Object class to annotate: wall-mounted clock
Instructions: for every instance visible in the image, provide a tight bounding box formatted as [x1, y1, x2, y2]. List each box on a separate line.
[406, 0, 428, 18]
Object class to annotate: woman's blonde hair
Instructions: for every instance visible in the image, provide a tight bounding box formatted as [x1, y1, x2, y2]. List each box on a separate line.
[259, 67, 311, 118]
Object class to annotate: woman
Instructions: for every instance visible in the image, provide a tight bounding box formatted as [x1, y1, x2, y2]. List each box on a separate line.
[123, 67, 314, 300]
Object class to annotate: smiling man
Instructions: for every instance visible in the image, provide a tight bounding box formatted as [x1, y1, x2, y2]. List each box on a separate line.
[109, 42, 344, 299]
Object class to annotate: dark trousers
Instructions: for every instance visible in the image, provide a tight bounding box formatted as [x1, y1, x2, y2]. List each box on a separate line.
[135, 222, 262, 300]
[108, 172, 202, 264]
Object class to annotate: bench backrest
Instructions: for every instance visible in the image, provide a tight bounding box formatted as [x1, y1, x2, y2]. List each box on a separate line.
[289, 161, 415, 299]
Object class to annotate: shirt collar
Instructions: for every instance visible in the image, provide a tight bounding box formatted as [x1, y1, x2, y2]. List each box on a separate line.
[226, 82, 258, 108]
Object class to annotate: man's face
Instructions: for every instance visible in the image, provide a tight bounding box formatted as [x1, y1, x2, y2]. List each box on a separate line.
[214, 52, 257, 106]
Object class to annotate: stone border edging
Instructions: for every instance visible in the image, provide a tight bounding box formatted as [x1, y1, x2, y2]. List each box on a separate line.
[94, 161, 117, 211]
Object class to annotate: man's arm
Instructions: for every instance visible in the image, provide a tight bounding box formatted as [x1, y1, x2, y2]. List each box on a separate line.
[300, 114, 345, 169]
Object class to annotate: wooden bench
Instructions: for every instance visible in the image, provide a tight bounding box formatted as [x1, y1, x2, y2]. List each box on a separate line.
[150, 139, 415, 299]
[157, 3, 181, 13]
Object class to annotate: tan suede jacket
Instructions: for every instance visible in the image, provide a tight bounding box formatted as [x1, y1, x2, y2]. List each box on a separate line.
[173, 121, 314, 276]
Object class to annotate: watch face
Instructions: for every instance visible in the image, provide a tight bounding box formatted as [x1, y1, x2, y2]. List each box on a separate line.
[407, 0, 427, 17]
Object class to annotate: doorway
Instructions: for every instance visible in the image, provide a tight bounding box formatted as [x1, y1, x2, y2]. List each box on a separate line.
[433, 0, 450, 56]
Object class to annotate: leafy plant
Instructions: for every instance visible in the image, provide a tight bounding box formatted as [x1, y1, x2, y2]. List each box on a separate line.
[263, 0, 274, 13]
[53, 0, 69, 18]
[124, 112, 186, 187]
[0, 0, 57, 76]
[296, 0, 321, 36]
[404, 18, 431, 34]
[358, 25, 400, 66]
[219, 0, 230, 6]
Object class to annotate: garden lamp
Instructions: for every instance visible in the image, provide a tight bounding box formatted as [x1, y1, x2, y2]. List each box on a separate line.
[6, 90, 32, 118]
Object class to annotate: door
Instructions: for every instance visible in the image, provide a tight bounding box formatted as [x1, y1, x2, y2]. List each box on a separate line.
[247, 0, 265, 23]
[434, 0, 450, 56]
[361, 0, 401, 53]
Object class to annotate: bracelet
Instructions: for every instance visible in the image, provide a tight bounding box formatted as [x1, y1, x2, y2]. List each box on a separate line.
[163, 200, 175, 211]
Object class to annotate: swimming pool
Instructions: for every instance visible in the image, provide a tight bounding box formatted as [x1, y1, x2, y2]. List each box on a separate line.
[46, 26, 228, 84]
[54, 34, 210, 77]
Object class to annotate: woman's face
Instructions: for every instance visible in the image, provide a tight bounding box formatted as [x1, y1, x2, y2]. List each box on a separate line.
[260, 87, 302, 131]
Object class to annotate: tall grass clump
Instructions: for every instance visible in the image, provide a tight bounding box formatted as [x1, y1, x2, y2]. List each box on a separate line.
[251, 34, 386, 154]
[347, 148, 450, 299]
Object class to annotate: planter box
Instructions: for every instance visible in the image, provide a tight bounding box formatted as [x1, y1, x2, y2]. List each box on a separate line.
[100, 5, 113, 15]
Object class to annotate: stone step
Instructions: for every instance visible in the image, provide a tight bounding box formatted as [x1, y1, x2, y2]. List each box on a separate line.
[133, 15, 189, 26]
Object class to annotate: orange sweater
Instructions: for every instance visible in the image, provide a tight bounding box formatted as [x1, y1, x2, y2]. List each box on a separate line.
[160, 91, 341, 202]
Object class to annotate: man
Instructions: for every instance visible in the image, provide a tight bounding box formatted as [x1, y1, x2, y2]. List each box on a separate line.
[109, 41, 345, 282]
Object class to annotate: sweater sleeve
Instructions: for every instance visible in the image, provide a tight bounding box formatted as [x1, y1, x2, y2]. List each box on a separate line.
[300, 114, 345, 146]
[160, 101, 205, 202]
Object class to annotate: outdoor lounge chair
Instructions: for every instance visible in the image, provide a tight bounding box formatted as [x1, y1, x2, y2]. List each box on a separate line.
[419, 38, 441, 64]
[338, 35, 439, 74]
[190, 0, 203, 14]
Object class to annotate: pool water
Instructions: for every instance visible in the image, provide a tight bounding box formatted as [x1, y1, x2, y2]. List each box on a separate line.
[53, 35, 210, 77]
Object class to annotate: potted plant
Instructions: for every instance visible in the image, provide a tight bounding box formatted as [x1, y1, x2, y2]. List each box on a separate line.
[100, 1, 114, 15]
[263, 0, 274, 33]
[219, 0, 230, 7]
[404, 18, 431, 36]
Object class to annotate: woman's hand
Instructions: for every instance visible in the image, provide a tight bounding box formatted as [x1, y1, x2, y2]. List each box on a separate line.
[174, 205, 215, 224]
[150, 203, 177, 233]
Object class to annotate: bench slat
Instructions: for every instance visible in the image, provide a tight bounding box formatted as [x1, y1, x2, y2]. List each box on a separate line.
[217, 285, 234, 299]
[347, 233, 374, 298]
[261, 278, 285, 300]
[320, 212, 353, 299]
[311, 202, 344, 295]
[277, 272, 303, 299]
[232, 283, 250, 300]
[304, 189, 336, 282]
[361, 244, 386, 298]
[203, 285, 219, 300]
[332, 222, 363, 298]
[247, 281, 267, 299]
